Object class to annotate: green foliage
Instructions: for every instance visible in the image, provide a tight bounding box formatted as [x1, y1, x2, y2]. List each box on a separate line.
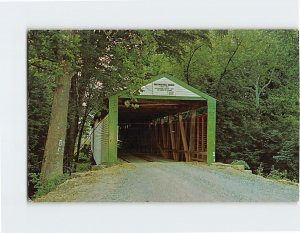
[29, 173, 69, 199]
[75, 162, 91, 172]
[28, 173, 42, 190]
[267, 165, 288, 181]
[195, 30, 299, 181]
[256, 162, 264, 176]
[124, 99, 140, 109]
[28, 29, 299, 197]
[273, 138, 299, 180]
[231, 160, 250, 170]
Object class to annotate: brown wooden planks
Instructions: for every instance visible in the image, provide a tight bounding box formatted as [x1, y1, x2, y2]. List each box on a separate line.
[175, 117, 181, 161]
[166, 120, 170, 154]
[196, 115, 200, 159]
[161, 118, 166, 148]
[189, 110, 197, 161]
[168, 115, 176, 160]
[179, 113, 189, 161]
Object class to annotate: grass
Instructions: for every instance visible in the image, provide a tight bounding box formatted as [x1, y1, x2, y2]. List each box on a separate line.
[31, 158, 128, 201]
[231, 160, 250, 170]
[75, 162, 91, 172]
[34, 163, 135, 202]
[31, 174, 70, 199]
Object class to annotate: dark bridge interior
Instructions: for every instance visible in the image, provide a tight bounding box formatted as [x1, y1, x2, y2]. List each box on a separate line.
[118, 98, 208, 162]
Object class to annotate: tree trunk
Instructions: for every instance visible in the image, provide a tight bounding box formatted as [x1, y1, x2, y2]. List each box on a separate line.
[254, 76, 272, 108]
[215, 42, 241, 98]
[184, 45, 202, 85]
[63, 75, 79, 174]
[40, 67, 73, 183]
[73, 107, 89, 171]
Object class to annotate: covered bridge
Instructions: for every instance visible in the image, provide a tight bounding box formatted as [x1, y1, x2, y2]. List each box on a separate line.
[91, 74, 216, 164]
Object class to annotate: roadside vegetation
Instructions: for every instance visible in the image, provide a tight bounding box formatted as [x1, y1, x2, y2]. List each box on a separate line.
[28, 30, 299, 199]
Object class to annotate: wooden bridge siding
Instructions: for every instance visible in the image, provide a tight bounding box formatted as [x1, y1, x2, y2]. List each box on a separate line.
[108, 95, 118, 163]
[153, 111, 208, 162]
[117, 110, 208, 163]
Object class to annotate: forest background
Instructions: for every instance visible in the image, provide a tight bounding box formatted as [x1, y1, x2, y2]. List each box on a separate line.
[27, 30, 299, 197]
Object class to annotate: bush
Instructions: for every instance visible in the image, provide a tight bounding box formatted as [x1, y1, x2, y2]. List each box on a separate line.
[75, 162, 91, 172]
[29, 173, 70, 199]
[267, 165, 288, 180]
[256, 162, 264, 176]
[78, 151, 90, 162]
[231, 160, 250, 170]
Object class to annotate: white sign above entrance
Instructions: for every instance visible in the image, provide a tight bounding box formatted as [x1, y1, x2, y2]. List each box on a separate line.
[153, 82, 175, 96]
[139, 77, 200, 97]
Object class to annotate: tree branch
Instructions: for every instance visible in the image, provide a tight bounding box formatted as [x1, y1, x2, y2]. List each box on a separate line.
[29, 62, 53, 72]
[261, 78, 272, 93]
[215, 41, 241, 98]
[184, 45, 203, 85]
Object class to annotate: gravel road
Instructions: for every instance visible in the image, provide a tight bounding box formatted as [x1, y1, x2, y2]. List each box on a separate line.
[36, 155, 299, 202]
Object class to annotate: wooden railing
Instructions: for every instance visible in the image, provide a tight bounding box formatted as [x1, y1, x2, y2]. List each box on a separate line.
[153, 110, 207, 162]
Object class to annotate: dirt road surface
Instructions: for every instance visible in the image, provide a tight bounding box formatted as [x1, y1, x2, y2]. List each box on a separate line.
[36, 155, 299, 202]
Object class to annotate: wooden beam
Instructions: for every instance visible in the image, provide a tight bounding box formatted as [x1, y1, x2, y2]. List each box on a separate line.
[156, 139, 164, 157]
[161, 118, 167, 157]
[155, 120, 162, 155]
[168, 115, 176, 160]
[189, 110, 197, 161]
[155, 121, 160, 154]
[184, 118, 188, 136]
[191, 157, 206, 162]
[179, 113, 189, 161]
[118, 98, 207, 106]
[149, 123, 153, 154]
[164, 149, 207, 155]
[175, 119, 181, 161]
[196, 115, 200, 160]
[166, 120, 170, 151]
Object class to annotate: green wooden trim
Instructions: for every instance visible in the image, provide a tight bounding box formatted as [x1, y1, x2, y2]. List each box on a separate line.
[207, 99, 216, 164]
[109, 74, 217, 165]
[111, 74, 216, 101]
[119, 95, 206, 101]
[108, 95, 118, 163]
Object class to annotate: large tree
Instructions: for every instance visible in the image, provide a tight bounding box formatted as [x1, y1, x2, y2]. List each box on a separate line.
[30, 31, 81, 183]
